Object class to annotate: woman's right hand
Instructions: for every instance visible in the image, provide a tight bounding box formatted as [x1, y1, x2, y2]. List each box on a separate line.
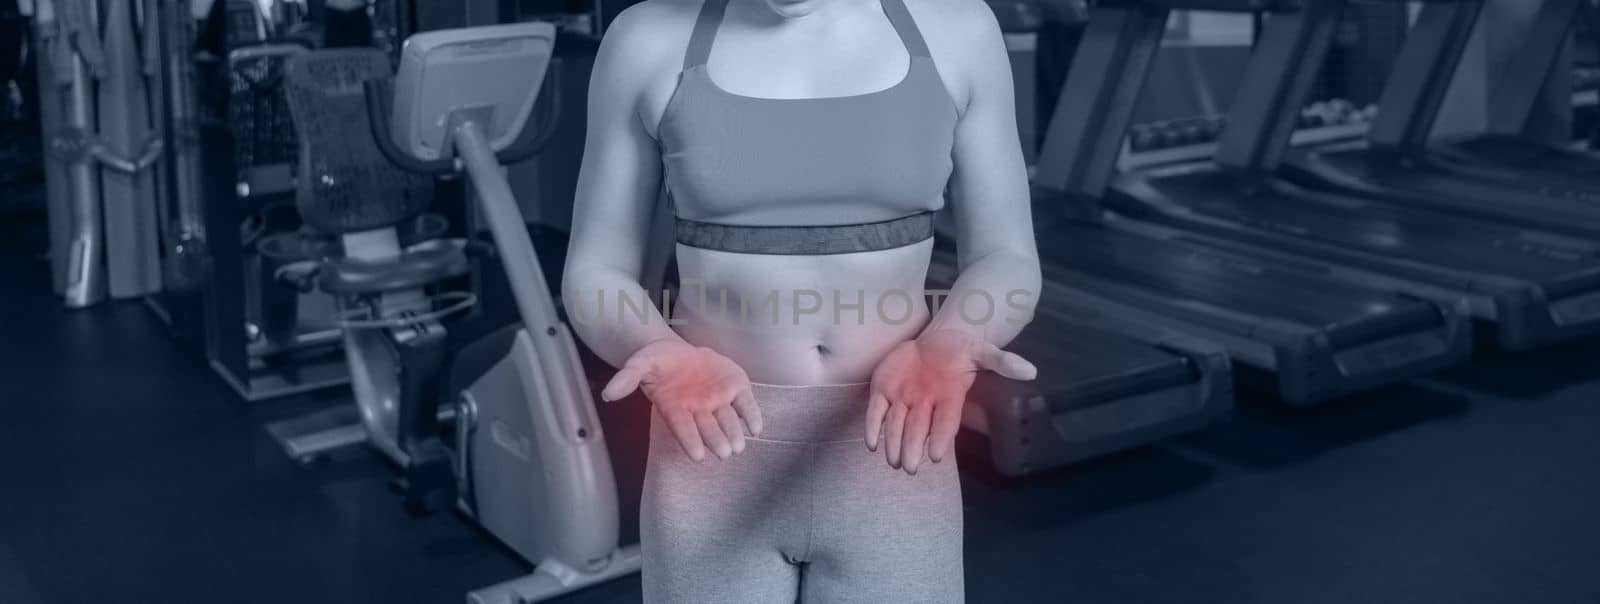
[602, 339, 764, 462]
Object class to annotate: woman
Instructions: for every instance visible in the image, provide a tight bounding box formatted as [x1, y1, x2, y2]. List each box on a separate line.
[564, 0, 1041, 600]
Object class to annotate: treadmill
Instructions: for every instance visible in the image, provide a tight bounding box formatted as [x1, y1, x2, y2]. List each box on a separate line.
[1281, 0, 1600, 239]
[1106, 0, 1600, 351]
[1020, 0, 1470, 406]
[1405, 0, 1600, 187]
[925, 247, 1231, 477]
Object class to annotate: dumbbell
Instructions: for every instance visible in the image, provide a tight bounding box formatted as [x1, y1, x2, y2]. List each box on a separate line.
[1326, 99, 1358, 124]
[1298, 104, 1325, 129]
[1173, 118, 1207, 146]
[1128, 123, 1158, 152]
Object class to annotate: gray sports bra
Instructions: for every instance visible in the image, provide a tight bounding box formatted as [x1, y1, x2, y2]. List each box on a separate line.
[657, 0, 958, 255]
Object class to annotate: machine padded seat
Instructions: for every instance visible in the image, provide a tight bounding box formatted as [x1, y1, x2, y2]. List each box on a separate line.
[318, 244, 470, 295]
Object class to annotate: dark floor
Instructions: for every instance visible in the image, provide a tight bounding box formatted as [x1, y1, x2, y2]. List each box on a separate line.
[2, 211, 1598, 604]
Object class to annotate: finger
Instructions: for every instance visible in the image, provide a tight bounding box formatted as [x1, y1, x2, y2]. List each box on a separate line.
[696, 411, 733, 460]
[927, 396, 964, 464]
[602, 363, 648, 402]
[664, 409, 706, 462]
[885, 403, 907, 469]
[902, 403, 932, 475]
[730, 385, 764, 437]
[975, 344, 1037, 381]
[715, 406, 747, 454]
[864, 391, 890, 451]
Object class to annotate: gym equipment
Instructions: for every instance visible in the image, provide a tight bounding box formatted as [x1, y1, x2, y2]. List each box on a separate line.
[269, 47, 468, 514]
[1391, 0, 1600, 186]
[225, 0, 270, 44]
[203, 36, 352, 402]
[926, 244, 1232, 476]
[1027, 0, 1472, 405]
[226, 41, 305, 199]
[991, 1, 1043, 163]
[3, 0, 47, 214]
[22, 0, 75, 296]
[1282, 0, 1600, 239]
[96, 0, 164, 299]
[154, 0, 207, 293]
[30, 0, 167, 307]
[364, 22, 640, 601]
[196, 0, 496, 403]
[1139, 0, 1600, 351]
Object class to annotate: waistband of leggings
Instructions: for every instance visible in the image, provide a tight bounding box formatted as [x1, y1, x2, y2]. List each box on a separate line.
[749, 382, 871, 443]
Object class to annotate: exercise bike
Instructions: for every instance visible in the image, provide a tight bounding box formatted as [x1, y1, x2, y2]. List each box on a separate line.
[262, 21, 637, 601]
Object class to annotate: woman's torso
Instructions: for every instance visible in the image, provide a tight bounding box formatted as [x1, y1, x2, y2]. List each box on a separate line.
[646, 0, 959, 384]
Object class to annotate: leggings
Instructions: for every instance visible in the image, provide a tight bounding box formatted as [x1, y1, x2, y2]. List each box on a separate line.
[641, 383, 964, 603]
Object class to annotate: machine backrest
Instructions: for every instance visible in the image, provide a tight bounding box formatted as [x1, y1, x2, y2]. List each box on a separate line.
[283, 47, 433, 235]
[390, 22, 555, 160]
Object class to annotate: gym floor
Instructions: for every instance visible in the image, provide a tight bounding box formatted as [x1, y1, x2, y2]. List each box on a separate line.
[2, 207, 1598, 604]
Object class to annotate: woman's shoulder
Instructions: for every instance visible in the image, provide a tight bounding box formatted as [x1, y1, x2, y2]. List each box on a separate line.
[604, 0, 704, 53]
[901, 0, 1010, 107]
[593, 0, 704, 90]
[902, 0, 1007, 55]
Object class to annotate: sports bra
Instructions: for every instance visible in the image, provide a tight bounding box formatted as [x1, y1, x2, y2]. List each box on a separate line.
[657, 0, 959, 255]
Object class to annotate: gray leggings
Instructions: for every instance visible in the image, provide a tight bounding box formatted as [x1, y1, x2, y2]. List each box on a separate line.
[641, 383, 965, 603]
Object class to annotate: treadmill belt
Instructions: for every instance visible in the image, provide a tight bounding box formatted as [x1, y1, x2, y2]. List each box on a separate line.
[1007, 311, 1199, 411]
[926, 254, 1198, 411]
[1299, 146, 1600, 236]
[1441, 135, 1600, 176]
[1130, 168, 1600, 280]
[926, 251, 1180, 377]
[1036, 222, 1430, 329]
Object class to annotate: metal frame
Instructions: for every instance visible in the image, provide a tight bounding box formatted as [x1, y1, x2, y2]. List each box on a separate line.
[1214, 0, 1345, 171]
[1366, 0, 1485, 148]
[1036, 5, 1168, 203]
[1486, 0, 1586, 134]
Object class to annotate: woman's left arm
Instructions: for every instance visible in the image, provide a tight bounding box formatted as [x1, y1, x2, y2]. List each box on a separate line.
[866, 2, 1042, 474]
[926, 3, 1042, 350]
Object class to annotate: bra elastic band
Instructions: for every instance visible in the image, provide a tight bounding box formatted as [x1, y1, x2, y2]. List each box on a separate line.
[675, 212, 936, 255]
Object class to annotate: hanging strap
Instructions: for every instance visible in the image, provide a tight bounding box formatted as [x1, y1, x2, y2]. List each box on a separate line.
[683, 0, 730, 69]
[879, 0, 931, 58]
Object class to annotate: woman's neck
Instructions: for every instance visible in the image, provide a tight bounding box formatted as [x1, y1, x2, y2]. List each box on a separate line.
[736, 0, 865, 21]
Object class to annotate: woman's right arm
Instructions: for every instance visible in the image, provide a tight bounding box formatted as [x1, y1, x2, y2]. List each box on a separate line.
[564, 8, 685, 367]
[563, 6, 762, 460]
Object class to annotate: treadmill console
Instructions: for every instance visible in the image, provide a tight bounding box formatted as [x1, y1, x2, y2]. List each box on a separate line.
[391, 22, 555, 160]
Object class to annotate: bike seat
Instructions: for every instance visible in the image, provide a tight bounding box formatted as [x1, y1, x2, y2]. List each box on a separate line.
[318, 244, 470, 295]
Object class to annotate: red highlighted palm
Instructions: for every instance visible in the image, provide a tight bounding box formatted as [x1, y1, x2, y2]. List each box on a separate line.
[866, 330, 1036, 475]
[604, 340, 763, 462]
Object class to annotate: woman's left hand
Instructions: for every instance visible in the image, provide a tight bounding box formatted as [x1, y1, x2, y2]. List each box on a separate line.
[865, 330, 1036, 475]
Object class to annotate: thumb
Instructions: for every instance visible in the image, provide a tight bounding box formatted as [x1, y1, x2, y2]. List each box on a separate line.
[974, 343, 1036, 381]
[602, 361, 649, 402]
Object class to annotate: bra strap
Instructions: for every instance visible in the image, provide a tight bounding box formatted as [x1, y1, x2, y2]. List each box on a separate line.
[880, 0, 932, 58]
[684, 0, 731, 69]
